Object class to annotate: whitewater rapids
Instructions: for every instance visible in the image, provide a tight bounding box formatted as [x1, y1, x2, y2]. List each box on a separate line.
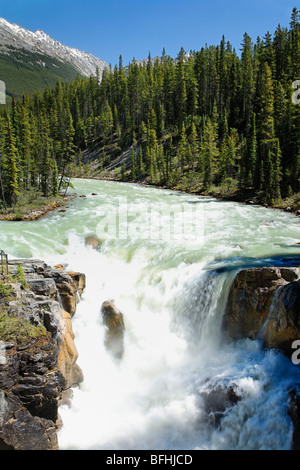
[0, 179, 299, 450]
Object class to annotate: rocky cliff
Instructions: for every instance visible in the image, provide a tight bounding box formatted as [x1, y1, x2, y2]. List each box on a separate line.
[223, 265, 300, 449]
[0, 259, 85, 450]
[223, 266, 300, 354]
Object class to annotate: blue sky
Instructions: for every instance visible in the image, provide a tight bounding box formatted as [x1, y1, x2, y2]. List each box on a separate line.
[1, 0, 298, 66]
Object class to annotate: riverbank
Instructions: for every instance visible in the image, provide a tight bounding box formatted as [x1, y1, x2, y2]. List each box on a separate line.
[0, 174, 298, 222]
[0, 192, 77, 221]
[74, 170, 300, 217]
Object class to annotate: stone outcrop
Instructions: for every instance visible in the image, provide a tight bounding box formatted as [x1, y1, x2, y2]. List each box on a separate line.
[264, 279, 300, 353]
[224, 266, 300, 353]
[223, 265, 300, 450]
[0, 259, 85, 450]
[101, 300, 125, 360]
[51, 269, 86, 316]
[200, 382, 240, 428]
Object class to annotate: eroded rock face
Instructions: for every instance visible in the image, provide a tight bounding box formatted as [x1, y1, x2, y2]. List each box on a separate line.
[101, 300, 125, 360]
[0, 335, 64, 449]
[222, 265, 300, 449]
[50, 270, 86, 316]
[57, 308, 84, 389]
[0, 259, 85, 450]
[224, 266, 300, 344]
[264, 279, 300, 354]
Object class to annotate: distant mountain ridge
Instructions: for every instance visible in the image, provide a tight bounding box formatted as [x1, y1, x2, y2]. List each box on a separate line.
[0, 17, 108, 100]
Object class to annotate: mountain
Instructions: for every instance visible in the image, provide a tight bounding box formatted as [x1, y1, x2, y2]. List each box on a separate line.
[0, 17, 108, 100]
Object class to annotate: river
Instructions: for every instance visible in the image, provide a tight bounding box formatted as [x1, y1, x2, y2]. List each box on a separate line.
[0, 178, 300, 450]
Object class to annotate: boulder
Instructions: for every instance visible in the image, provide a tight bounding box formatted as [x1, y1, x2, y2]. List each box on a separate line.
[264, 279, 300, 354]
[200, 382, 240, 428]
[224, 267, 300, 341]
[101, 300, 125, 360]
[85, 236, 100, 250]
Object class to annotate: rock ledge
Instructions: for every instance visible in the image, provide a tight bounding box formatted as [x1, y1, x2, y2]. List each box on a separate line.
[0, 258, 85, 450]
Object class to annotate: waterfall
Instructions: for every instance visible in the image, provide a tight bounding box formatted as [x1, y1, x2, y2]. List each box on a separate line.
[172, 268, 237, 350]
[0, 178, 299, 450]
[258, 283, 287, 341]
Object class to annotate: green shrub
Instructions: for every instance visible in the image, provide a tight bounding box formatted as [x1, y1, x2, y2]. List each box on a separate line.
[0, 310, 47, 344]
[14, 264, 28, 289]
[0, 282, 13, 298]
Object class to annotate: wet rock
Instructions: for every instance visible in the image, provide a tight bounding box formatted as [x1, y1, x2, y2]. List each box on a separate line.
[51, 269, 86, 316]
[281, 268, 300, 282]
[57, 309, 84, 389]
[101, 300, 125, 360]
[53, 264, 68, 271]
[224, 267, 300, 341]
[85, 236, 100, 250]
[66, 271, 86, 299]
[264, 279, 300, 355]
[200, 382, 240, 428]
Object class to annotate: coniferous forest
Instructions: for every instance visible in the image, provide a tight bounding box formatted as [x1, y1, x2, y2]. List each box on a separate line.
[0, 8, 299, 211]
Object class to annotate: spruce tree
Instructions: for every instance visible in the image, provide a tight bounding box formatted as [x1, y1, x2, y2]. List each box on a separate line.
[3, 117, 20, 206]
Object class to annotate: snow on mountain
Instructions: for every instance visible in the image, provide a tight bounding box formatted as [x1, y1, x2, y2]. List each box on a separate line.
[0, 17, 108, 78]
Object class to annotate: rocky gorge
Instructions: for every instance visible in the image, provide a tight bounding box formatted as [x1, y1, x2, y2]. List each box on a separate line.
[1, 255, 300, 449]
[1, 253, 300, 450]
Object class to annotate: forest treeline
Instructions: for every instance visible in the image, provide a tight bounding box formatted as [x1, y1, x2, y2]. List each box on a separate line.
[0, 7, 299, 208]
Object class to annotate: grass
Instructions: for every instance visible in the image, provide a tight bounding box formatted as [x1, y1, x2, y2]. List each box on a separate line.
[0, 275, 47, 345]
[0, 188, 67, 220]
[13, 264, 28, 289]
[0, 281, 13, 298]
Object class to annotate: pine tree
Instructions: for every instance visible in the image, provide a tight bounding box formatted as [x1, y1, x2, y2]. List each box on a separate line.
[175, 47, 187, 127]
[179, 122, 188, 170]
[202, 117, 219, 187]
[247, 112, 257, 187]
[130, 149, 137, 179]
[19, 102, 32, 189]
[3, 117, 20, 206]
[51, 159, 59, 197]
[59, 109, 76, 190]
[257, 62, 276, 191]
